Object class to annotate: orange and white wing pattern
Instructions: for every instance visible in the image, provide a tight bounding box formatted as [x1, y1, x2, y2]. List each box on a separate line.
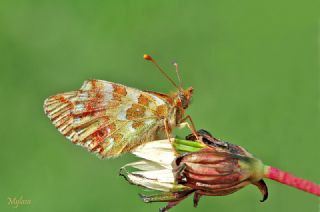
[44, 80, 172, 158]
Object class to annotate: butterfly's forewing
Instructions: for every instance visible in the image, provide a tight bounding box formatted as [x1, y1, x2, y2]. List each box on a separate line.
[44, 80, 171, 158]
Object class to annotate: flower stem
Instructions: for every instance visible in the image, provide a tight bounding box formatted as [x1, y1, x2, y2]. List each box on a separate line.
[264, 166, 320, 196]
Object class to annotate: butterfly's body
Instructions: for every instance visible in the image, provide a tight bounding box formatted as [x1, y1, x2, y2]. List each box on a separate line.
[44, 79, 193, 158]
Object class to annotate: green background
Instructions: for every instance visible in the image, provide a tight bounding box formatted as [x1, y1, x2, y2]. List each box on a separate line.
[0, 1, 319, 212]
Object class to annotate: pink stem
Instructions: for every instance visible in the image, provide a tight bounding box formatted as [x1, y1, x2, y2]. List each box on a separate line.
[264, 166, 320, 196]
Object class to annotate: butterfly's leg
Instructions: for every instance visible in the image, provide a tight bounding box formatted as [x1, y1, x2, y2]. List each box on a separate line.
[180, 115, 197, 132]
[163, 119, 173, 143]
[193, 191, 202, 208]
[178, 115, 199, 140]
[139, 189, 194, 212]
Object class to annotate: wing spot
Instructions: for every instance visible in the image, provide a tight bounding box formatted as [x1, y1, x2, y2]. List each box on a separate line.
[144, 119, 153, 125]
[113, 133, 123, 143]
[138, 94, 150, 106]
[156, 105, 168, 117]
[75, 104, 84, 112]
[112, 84, 127, 100]
[132, 121, 143, 129]
[79, 92, 88, 100]
[126, 104, 146, 120]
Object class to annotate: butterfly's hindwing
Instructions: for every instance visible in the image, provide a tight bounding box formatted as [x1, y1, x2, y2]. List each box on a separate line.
[44, 80, 172, 158]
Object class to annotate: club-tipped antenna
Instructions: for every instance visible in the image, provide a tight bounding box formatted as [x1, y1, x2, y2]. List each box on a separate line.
[144, 54, 179, 89]
[172, 61, 183, 90]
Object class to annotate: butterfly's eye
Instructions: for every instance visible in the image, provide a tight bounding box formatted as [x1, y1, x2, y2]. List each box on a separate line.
[178, 92, 189, 109]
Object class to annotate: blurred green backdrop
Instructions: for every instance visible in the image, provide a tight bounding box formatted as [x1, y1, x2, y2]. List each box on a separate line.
[0, 1, 319, 212]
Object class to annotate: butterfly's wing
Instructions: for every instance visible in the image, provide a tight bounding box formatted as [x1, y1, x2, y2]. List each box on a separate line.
[44, 80, 173, 158]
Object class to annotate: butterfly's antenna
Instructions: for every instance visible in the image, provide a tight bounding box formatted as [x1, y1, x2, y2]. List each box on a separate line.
[144, 54, 179, 89]
[172, 61, 183, 90]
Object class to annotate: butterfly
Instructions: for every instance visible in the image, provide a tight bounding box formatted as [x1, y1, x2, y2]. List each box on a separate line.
[43, 54, 197, 158]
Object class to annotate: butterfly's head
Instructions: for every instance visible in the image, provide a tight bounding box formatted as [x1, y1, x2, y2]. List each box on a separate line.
[144, 54, 193, 109]
[178, 87, 193, 109]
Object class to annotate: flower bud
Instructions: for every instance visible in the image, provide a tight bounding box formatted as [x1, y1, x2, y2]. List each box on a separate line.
[120, 130, 268, 211]
[174, 142, 267, 205]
